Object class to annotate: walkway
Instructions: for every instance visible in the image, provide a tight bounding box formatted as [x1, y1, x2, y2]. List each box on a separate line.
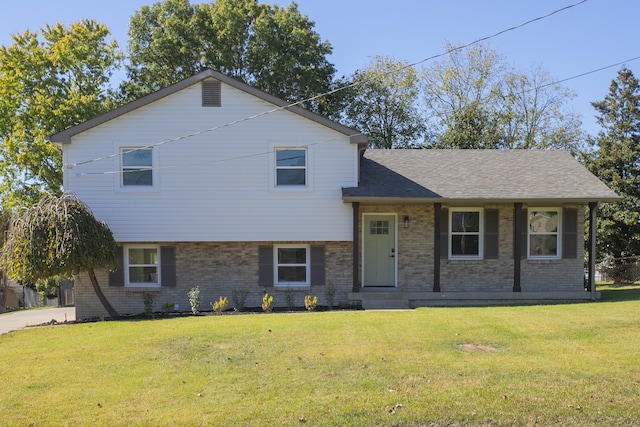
[0, 307, 76, 335]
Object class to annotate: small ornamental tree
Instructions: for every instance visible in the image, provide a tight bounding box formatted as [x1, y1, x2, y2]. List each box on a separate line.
[0, 193, 119, 317]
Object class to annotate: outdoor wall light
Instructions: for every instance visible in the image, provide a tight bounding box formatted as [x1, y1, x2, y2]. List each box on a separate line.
[404, 216, 410, 228]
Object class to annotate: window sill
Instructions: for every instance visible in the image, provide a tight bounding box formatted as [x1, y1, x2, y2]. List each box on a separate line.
[124, 286, 162, 292]
[274, 284, 311, 291]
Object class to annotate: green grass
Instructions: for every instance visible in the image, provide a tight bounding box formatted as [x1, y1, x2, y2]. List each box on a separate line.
[1, 292, 639, 426]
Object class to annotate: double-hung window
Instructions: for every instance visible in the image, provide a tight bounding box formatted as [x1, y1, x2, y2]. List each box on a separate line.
[121, 147, 153, 186]
[528, 209, 561, 259]
[449, 208, 483, 259]
[125, 246, 159, 287]
[275, 148, 306, 186]
[274, 245, 310, 287]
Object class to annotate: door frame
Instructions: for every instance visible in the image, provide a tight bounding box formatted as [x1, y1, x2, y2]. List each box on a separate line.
[362, 213, 398, 287]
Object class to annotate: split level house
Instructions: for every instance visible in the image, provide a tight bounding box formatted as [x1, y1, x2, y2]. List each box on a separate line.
[50, 70, 619, 319]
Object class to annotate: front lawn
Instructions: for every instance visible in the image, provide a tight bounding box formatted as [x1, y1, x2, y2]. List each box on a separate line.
[1, 295, 639, 426]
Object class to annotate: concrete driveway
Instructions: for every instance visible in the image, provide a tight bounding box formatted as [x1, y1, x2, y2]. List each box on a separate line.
[0, 307, 76, 335]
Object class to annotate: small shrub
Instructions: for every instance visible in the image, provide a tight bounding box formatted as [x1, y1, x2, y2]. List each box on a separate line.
[231, 289, 249, 312]
[262, 293, 274, 313]
[161, 302, 174, 313]
[304, 295, 318, 311]
[188, 286, 201, 314]
[143, 292, 154, 316]
[210, 296, 228, 315]
[284, 289, 295, 310]
[324, 283, 336, 310]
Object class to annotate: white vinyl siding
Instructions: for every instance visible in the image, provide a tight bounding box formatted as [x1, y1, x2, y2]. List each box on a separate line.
[62, 82, 358, 242]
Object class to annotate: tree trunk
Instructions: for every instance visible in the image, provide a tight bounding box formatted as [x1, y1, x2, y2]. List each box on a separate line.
[88, 268, 119, 318]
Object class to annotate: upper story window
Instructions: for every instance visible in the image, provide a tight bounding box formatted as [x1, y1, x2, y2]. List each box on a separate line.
[528, 209, 561, 259]
[449, 208, 483, 260]
[121, 147, 153, 186]
[126, 246, 159, 287]
[275, 148, 306, 186]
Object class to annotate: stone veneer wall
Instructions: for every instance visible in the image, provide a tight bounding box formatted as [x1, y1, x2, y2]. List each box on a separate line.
[359, 204, 586, 293]
[74, 241, 352, 320]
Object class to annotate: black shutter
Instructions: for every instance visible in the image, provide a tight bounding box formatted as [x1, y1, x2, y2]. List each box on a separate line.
[440, 208, 449, 259]
[520, 209, 529, 259]
[202, 81, 221, 107]
[160, 246, 176, 286]
[562, 208, 578, 259]
[109, 246, 124, 287]
[310, 245, 325, 285]
[484, 209, 499, 259]
[258, 246, 274, 286]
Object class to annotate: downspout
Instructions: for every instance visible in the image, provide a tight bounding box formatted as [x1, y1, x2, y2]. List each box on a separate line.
[352, 202, 360, 293]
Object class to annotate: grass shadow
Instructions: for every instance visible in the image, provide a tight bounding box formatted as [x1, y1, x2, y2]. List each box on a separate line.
[597, 284, 640, 302]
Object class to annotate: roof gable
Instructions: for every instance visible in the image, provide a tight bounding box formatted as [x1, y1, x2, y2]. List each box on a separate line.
[343, 149, 619, 204]
[49, 69, 366, 145]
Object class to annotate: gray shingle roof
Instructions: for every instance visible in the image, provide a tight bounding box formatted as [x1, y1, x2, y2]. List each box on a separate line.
[342, 149, 619, 204]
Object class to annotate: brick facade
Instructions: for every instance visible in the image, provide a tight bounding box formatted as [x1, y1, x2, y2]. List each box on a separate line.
[74, 241, 352, 320]
[359, 203, 585, 293]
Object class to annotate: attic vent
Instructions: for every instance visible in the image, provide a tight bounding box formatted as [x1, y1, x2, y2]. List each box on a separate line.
[202, 80, 221, 107]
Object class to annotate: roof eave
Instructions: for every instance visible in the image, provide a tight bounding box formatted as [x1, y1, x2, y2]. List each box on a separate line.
[341, 196, 621, 205]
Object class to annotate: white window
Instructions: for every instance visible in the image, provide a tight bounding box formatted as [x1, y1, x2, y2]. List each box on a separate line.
[528, 209, 561, 259]
[274, 244, 310, 288]
[121, 147, 153, 186]
[449, 208, 483, 260]
[275, 148, 306, 186]
[125, 246, 160, 287]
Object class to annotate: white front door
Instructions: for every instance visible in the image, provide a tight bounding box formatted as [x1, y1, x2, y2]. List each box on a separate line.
[363, 214, 397, 287]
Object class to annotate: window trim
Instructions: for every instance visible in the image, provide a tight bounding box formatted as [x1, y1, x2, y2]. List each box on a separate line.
[124, 245, 161, 288]
[275, 147, 307, 187]
[527, 208, 562, 260]
[273, 244, 310, 289]
[120, 146, 154, 188]
[449, 208, 484, 260]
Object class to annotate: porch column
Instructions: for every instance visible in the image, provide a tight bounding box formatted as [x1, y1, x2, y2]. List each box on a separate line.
[433, 203, 441, 292]
[588, 202, 599, 300]
[352, 202, 360, 293]
[513, 202, 522, 292]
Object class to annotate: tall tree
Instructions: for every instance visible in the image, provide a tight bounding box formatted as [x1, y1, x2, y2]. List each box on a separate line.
[122, 0, 336, 114]
[0, 20, 122, 209]
[498, 65, 583, 153]
[0, 194, 119, 317]
[421, 43, 582, 150]
[0, 209, 10, 312]
[341, 56, 426, 148]
[582, 68, 640, 259]
[422, 43, 504, 148]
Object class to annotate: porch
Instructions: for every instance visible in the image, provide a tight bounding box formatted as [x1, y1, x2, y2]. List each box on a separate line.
[349, 288, 598, 309]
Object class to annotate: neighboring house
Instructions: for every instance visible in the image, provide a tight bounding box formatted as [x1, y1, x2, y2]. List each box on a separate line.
[50, 70, 619, 319]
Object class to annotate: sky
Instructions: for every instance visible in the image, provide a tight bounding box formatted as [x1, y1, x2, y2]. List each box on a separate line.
[1, 0, 638, 136]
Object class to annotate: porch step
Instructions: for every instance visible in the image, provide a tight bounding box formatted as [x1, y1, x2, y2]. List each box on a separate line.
[352, 290, 411, 310]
